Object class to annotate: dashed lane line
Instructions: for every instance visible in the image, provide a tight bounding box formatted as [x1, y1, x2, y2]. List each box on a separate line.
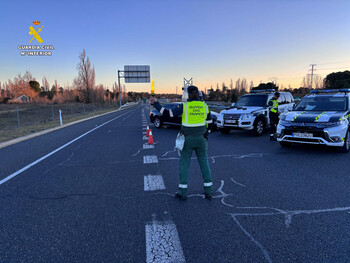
[144, 175, 166, 191]
[143, 155, 158, 164]
[143, 144, 154, 149]
[145, 216, 186, 263]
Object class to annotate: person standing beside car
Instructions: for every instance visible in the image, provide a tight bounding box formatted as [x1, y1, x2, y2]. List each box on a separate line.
[150, 86, 213, 200]
[268, 92, 280, 141]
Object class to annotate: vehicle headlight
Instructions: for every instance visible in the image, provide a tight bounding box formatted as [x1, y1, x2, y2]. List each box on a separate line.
[320, 120, 344, 127]
[242, 113, 254, 120]
[279, 120, 292, 126]
[218, 114, 223, 121]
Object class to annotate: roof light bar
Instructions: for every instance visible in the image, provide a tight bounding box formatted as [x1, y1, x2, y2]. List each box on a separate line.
[311, 89, 350, 94]
[250, 89, 275, 93]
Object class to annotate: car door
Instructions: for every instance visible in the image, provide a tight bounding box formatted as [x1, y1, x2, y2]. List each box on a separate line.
[173, 104, 183, 124]
[278, 93, 288, 113]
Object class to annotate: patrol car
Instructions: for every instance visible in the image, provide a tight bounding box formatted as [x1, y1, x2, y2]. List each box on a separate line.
[217, 90, 294, 135]
[277, 89, 350, 153]
[150, 103, 218, 129]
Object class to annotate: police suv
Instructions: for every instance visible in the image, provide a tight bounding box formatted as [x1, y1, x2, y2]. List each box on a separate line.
[277, 89, 350, 153]
[217, 90, 294, 135]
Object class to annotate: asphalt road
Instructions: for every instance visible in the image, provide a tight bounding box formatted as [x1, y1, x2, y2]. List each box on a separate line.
[0, 103, 350, 262]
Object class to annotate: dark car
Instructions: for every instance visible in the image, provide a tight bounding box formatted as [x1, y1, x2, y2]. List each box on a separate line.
[149, 103, 218, 129]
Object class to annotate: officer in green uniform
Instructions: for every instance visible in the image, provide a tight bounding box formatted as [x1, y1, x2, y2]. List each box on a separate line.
[268, 92, 280, 141]
[150, 86, 213, 200]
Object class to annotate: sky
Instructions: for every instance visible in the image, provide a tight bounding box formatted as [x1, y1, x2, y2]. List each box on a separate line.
[0, 0, 350, 94]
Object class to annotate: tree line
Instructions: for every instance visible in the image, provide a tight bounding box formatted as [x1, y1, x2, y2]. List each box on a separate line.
[1, 49, 349, 104]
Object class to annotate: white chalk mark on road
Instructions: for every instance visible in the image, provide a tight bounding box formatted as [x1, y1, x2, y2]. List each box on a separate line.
[145, 214, 186, 263]
[231, 215, 273, 263]
[144, 175, 166, 191]
[158, 153, 264, 163]
[161, 147, 178, 157]
[143, 136, 149, 140]
[144, 155, 158, 164]
[230, 178, 246, 187]
[0, 110, 131, 186]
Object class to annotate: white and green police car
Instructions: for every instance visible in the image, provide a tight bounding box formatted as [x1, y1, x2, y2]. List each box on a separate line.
[217, 90, 294, 135]
[277, 89, 350, 153]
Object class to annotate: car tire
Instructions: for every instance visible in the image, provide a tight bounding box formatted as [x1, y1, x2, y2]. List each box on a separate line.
[219, 127, 230, 134]
[153, 117, 162, 128]
[279, 141, 291, 147]
[338, 130, 350, 153]
[253, 118, 265, 136]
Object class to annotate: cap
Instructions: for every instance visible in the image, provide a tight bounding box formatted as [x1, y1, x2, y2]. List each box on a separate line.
[274, 92, 280, 97]
[187, 86, 199, 94]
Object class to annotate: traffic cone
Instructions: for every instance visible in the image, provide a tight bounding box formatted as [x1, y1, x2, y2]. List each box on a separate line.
[148, 130, 154, 144]
[146, 125, 150, 137]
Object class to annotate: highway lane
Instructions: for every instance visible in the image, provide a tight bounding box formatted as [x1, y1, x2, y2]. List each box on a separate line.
[0, 103, 349, 262]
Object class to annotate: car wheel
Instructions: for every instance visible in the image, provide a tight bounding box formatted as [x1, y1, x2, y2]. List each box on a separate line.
[338, 130, 350, 153]
[279, 141, 291, 147]
[219, 127, 230, 134]
[253, 118, 265, 136]
[153, 117, 162, 128]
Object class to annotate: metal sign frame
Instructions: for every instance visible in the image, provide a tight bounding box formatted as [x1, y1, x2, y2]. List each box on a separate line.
[117, 65, 150, 107]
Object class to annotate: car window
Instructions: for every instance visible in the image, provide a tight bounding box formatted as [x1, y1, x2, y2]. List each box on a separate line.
[283, 93, 292, 103]
[294, 95, 347, 111]
[235, 95, 268, 107]
[278, 94, 286, 104]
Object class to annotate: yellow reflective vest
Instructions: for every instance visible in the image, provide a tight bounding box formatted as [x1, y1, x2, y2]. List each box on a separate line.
[182, 101, 209, 127]
[270, 99, 278, 114]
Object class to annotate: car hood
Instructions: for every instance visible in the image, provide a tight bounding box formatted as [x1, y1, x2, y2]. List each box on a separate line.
[284, 111, 346, 122]
[220, 106, 264, 114]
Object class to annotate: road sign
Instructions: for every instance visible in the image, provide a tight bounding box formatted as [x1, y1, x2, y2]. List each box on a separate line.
[124, 65, 150, 83]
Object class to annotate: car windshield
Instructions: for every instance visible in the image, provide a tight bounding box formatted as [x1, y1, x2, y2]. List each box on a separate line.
[235, 95, 268, 107]
[294, 95, 347, 111]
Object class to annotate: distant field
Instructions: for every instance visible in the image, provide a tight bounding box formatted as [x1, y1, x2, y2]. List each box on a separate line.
[0, 103, 117, 143]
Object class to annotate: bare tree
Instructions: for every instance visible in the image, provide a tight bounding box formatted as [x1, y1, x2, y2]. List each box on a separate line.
[42, 77, 50, 91]
[249, 81, 254, 90]
[74, 49, 95, 103]
[313, 75, 324, 89]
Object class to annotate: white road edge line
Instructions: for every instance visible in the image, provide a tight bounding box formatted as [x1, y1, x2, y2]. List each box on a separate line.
[0, 110, 131, 186]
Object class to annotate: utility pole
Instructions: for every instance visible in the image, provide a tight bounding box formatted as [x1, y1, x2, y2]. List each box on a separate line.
[309, 64, 316, 89]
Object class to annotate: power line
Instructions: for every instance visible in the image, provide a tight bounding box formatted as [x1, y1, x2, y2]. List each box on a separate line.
[316, 60, 350, 65]
[316, 66, 350, 71]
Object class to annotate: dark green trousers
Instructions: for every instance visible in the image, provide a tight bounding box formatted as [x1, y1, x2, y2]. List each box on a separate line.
[178, 136, 213, 196]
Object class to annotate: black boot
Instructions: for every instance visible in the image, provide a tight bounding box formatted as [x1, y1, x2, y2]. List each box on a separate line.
[175, 192, 187, 200]
[205, 193, 212, 200]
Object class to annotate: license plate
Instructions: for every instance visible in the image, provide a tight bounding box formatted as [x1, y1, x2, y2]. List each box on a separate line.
[225, 120, 237, 124]
[292, 132, 313, 138]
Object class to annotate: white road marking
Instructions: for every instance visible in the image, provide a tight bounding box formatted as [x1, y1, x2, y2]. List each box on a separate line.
[145, 216, 185, 263]
[143, 144, 154, 149]
[143, 136, 149, 140]
[144, 155, 158, 164]
[143, 131, 147, 135]
[0, 110, 131, 186]
[144, 175, 166, 191]
[230, 178, 246, 187]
